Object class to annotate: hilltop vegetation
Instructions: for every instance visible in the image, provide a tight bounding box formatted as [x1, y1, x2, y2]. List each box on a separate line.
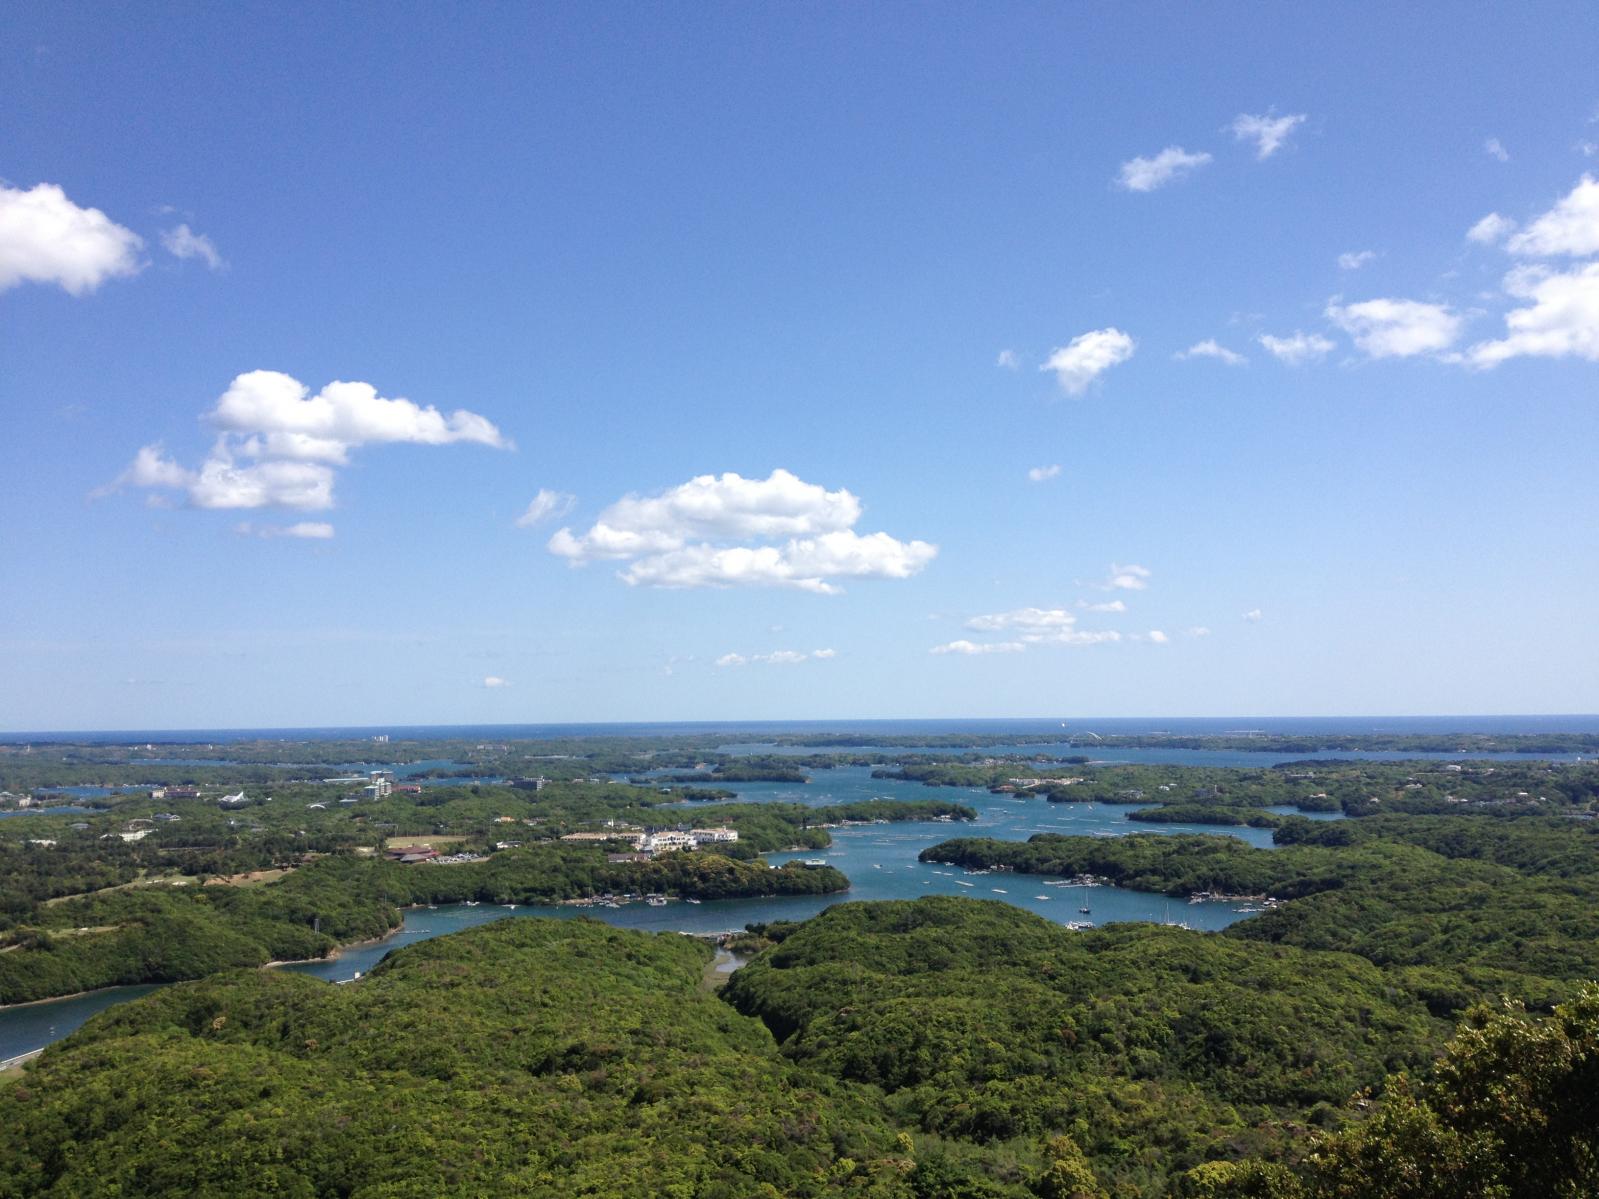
[4, 901, 1597, 1198]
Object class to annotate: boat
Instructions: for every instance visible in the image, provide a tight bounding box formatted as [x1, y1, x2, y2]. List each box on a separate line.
[1078, 907, 1091, 914]
[954, 880, 975, 887]
[686, 898, 701, 904]
[991, 888, 1008, 894]
[502, 903, 517, 910]
[646, 895, 667, 907]
[464, 900, 480, 907]
[1034, 895, 1050, 900]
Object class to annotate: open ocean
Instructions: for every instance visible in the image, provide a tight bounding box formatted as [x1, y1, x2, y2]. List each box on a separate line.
[3, 714, 1598, 743]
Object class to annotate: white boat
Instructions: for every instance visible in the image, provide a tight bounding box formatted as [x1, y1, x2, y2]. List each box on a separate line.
[955, 880, 975, 887]
[991, 888, 1008, 894]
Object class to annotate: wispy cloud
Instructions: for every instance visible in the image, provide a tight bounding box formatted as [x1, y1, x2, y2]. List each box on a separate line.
[1230, 112, 1307, 159]
[1467, 213, 1517, 245]
[995, 348, 1019, 370]
[930, 639, 1026, 655]
[1175, 338, 1247, 366]
[1027, 464, 1061, 482]
[1338, 250, 1377, 270]
[1118, 146, 1212, 192]
[1484, 137, 1510, 163]
[1258, 331, 1334, 365]
[715, 648, 836, 667]
[482, 676, 512, 688]
[234, 520, 335, 540]
[160, 224, 224, 271]
[1243, 608, 1264, 622]
[515, 488, 576, 528]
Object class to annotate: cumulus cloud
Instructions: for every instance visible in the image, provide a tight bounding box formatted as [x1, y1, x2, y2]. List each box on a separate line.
[1027, 464, 1062, 482]
[1258, 331, 1334, 365]
[1505, 175, 1599, 257]
[0, 181, 143, 295]
[515, 488, 576, 528]
[208, 370, 509, 461]
[1484, 137, 1510, 163]
[1325, 298, 1463, 358]
[1459, 262, 1599, 367]
[1467, 213, 1517, 245]
[715, 648, 834, 667]
[1176, 338, 1247, 366]
[930, 639, 1026, 655]
[1230, 112, 1307, 159]
[1338, 250, 1378, 270]
[996, 349, 1019, 370]
[1243, 608, 1264, 622]
[1145, 630, 1170, 644]
[1117, 147, 1212, 192]
[160, 224, 223, 270]
[549, 469, 935, 594]
[1040, 328, 1136, 394]
[482, 676, 511, 688]
[102, 371, 507, 513]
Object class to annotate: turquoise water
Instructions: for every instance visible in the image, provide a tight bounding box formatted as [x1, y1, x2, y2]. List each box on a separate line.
[0, 765, 1339, 1059]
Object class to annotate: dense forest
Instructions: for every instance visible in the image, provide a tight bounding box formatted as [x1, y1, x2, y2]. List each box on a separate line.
[3, 904, 1596, 1197]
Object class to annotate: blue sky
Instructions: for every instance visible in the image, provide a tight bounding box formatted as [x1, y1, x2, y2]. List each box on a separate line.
[3, 3, 1597, 730]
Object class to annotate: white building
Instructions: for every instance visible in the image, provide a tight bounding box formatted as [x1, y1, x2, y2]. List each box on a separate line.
[689, 827, 739, 844]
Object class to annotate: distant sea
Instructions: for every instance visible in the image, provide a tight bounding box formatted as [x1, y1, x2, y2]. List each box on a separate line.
[3, 715, 1597, 744]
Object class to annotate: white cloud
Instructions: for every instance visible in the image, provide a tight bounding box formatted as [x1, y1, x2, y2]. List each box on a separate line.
[1176, 338, 1247, 366]
[209, 370, 509, 460]
[1230, 112, 1307, 160]
[482, 676, 511, 688]
[1258, 331, 1335, 365]
[1338, 250, 1378, 270]
[1243, 609, 1264, 622]
[1467, 213, 1517, 245]
[1459, 262, 1599, 367]
[1027, 628, 1123, 647]
[515, 488, 576, 528]
[0, 181, 143, 295]
[1325, 298, 1463, 358]
[235, 520, 336, 540]
[1185, 626, 1212, 637]
[104, 371, 506, 513]
[159, 224, 223, 271]
[930, 639, 1026, 655]
[1027, 464, 1062, 482]
[1117, 146, 1212, 192]
[1484, 137, 1511, 163]
[1078, 599, 1127, 613]
[1104, 563, 1151, 591]
[1040, 328, 1136, 395]
[1505, 175, 1599, 257]
[966, 607, 1077, 633]
[1146, 630, 1170, 644]
[996, 349, 1019, 370]
[715, 648, 834, 667]
[189, 457, 336, 510]
[549, 471, 934, 594]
